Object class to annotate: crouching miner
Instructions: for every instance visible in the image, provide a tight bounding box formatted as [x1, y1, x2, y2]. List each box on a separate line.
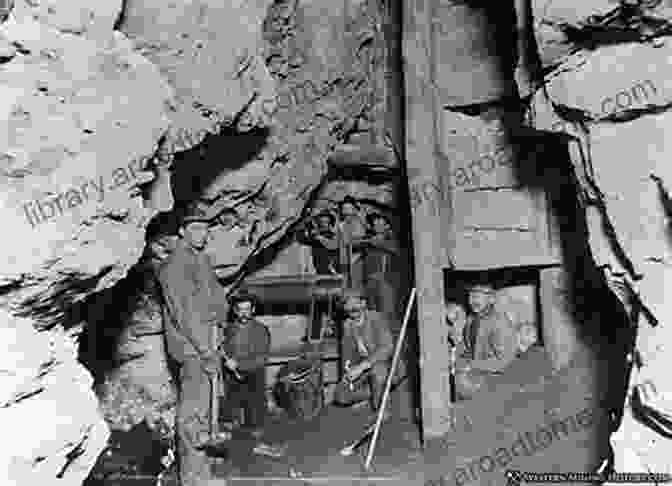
[156, 207, 229, 486]
[334, 288, 397, 421]
[220, 291, 272, 449]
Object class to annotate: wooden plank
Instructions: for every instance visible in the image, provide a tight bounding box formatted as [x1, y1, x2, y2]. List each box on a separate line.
[452, 230, 554, 271]
[452, 189, 540, 229]
[432, 0, 518, 106]
[539, 267, 582, 371]
[439, 110, 519, 191]
[450, 187, 560, 269]
[241, 274, 344, 302]
[327, 143, 398, 171]
[403, 0, 453, 440]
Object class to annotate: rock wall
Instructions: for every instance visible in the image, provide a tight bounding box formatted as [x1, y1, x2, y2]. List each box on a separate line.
[0, 0, 279, 483]
[140, 0, 384, 282]
[529, 0, 672, 477]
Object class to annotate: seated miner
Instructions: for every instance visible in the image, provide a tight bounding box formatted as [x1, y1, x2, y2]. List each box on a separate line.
[333, 288, 398, 421]
[362, 212, 401, 319]
[156, 207, 229, 486]
[303, 210, 339, 274]
[445, 301, 472, 358]
[219, 291, 272, 446]
[455, 320, 547, 400]
[336, 196, 368, 288]
[453, 281, 520, 400]
[515, 320, 539, 358]
[463, 281, 518, 372]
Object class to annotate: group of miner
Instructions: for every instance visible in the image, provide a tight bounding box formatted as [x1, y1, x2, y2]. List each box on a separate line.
[157, 202, 407, 486]
[158, 200, 539, 485]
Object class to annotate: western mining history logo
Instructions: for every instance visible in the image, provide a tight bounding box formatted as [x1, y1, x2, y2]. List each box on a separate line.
[505, 470, 672, 485]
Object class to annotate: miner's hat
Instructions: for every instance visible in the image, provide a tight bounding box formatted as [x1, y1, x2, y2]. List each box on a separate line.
[182, 205, 212, 225]
[315, 210, 336, 225]
[465, 276, 497, 293]
[340, 287, 368, 305]
[228, 289, 259, 307]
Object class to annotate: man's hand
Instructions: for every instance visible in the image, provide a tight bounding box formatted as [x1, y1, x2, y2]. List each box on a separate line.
[347, 360, 371, 382]
[201, 353, 220, 376]
[224, 356, 239, 371]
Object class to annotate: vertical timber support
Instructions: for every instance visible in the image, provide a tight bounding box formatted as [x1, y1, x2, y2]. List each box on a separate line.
[539, 266, 581, 372]
[402, 0, 452, 440]
[403, 0, 522, 441]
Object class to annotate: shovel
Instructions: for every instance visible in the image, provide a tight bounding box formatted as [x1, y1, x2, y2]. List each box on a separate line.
[196, 324, 231, 458]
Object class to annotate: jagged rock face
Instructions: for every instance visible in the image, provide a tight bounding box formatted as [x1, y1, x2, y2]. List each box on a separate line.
[0, 0, 277, 483]
[0, 311, 109, 485]
[95, 265, 176, 439]
[144, 0, 383, 281]
[528, 1, 672, 476]
[0, 16, 173, 315]
[11, 0, 123, 40]
[0, 8, 177, 484]
[119, 0, 278, 155]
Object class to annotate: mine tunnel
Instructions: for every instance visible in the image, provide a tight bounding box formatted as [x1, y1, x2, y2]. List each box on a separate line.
[2, 1, 672, 486]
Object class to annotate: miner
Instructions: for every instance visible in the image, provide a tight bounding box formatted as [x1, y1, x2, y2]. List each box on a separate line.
[156, 207, 229, 486]
[362, 212, 401, 320]
[306, 210, 339, 275]
[456, 320, 547, 400]
[334, 288, 397, 420]
[220, 290, 272, 449]
[445, 301, 471, 357]
[463, 280, 518, 372]
[336, 196, 368, 289]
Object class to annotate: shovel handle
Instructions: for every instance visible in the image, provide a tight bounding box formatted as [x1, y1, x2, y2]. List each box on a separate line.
[210, 325, 220, 439]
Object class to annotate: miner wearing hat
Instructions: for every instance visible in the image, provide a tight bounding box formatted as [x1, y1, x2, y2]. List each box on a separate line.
[219, 290, 272, 450]
[336, 196, 368, 288]
[362, 212, 402, 321]
[156, 206, 229, 486]
[334, 288, 398, 421]
[463, 279, 518, 373]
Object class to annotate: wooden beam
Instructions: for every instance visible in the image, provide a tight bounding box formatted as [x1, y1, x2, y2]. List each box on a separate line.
[403, 0, 453, 440]
[327, 143, 398, 171]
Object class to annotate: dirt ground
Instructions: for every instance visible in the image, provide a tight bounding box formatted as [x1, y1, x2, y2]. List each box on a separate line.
[210, 404, 424, 486]
[87, 342, 613, 486]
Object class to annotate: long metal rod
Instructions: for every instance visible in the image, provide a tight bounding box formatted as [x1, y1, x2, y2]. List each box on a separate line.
[364, 287, 417, 470]
[209, 324, 220, 440]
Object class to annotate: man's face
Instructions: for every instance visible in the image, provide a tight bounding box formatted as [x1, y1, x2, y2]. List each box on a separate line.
[446, 304, 467, 341]
[340, 202, 356, 218]
[234, 301, 254, 322]
[182, 221, 209, 250]
[372, 217, 391, 236]
[343, 296, 366, 322]
[517, 323, 538, 353]
[317, 215, 333, 232]
[468, 287, 495, 315]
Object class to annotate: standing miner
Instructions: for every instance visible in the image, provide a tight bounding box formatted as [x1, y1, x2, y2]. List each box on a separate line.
[220, 290, 273, 451]
[336, 196, 368, 289]
[156, 207, 229, 486]
[362, 212, 401, 321]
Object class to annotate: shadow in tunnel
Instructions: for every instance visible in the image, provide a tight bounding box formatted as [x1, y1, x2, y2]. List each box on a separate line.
[505, 123, 636, 466]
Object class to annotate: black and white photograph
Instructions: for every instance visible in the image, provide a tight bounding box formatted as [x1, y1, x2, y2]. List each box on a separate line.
[1, 0, 672, 485]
